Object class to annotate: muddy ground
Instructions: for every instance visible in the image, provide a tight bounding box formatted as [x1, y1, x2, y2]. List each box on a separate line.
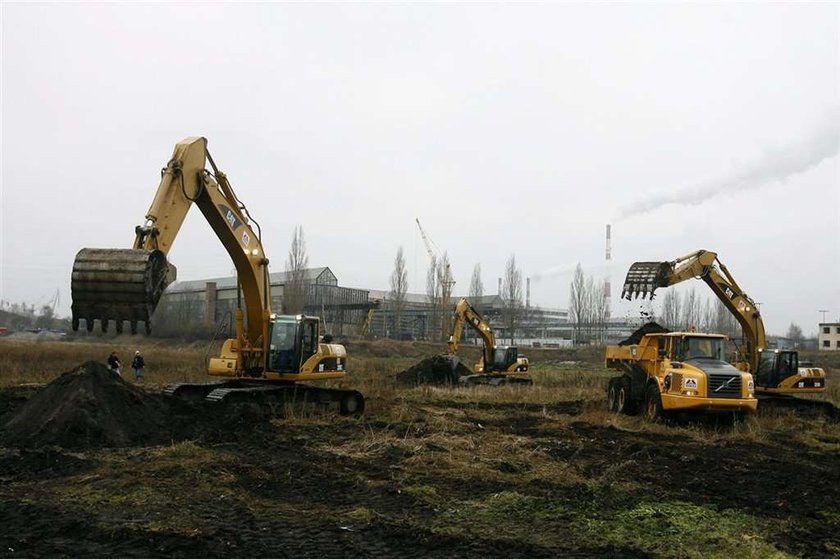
[0, 362, 838, 558]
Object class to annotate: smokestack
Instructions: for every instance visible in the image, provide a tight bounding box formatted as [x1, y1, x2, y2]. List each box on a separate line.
[605, 224, 611, 261]
[526, 277, 531, 310]
[498, 277, 502, 295]
[605, 224, 612, 318]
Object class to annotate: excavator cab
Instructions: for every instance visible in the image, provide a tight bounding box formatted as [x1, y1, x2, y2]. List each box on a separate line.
[267, 315, 321, 374]
[754, 348, 826, 393]
[494, 346, 519, 372]
[754, 349, 796, 390]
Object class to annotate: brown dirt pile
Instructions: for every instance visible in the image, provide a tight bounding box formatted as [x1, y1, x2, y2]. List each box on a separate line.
[1, 361, 170, 449]
[395, 354, 473, 386]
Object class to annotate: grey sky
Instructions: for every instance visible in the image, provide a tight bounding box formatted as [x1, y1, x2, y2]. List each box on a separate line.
[1, 2, 838, 335]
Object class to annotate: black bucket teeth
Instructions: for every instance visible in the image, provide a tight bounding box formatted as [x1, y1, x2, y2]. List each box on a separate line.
[621, 261, 673, 300]
[71, 248, 174, 334]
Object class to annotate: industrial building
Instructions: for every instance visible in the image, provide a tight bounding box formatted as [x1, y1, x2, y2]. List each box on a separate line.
[153, 267, 367, 337]
[153, 266, 642, 345]
[818, 322, 840, 351]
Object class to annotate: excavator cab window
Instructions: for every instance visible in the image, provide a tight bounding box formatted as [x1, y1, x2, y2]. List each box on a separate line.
[301, 318, 318, 361]
[777, 351, 797, 379]
[268, 318, 299, 372]
[494, 346, 518, 371]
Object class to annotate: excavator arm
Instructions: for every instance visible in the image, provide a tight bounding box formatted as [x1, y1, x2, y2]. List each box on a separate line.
[448, 298, 496, 372]
[71, 137, 270, 371]
[621, 249, 765, 373]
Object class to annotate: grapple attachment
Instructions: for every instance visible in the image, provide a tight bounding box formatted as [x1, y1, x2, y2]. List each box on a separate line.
[621, 261, 672, 300]
[71, 248, 174, 334]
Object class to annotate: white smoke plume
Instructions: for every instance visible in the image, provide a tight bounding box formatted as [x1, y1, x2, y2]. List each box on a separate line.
[616, 115, 840, 220]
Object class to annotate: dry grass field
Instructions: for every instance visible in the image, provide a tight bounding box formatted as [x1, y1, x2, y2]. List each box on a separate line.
[1, 336, 838, 558]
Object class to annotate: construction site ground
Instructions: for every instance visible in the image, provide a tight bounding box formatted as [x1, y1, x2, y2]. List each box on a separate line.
[1, 337, 838, 558]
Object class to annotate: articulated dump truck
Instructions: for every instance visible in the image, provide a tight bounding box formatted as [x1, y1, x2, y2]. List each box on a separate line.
[605, 328, 757, 421]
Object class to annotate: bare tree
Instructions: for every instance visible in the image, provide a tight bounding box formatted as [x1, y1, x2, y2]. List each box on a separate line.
[436, 252, 454, 341]
[682, 288, 703, 331]
[469, 263, 484, 301]
[708, 298, 739, 338]
[660, 290, 681, 330]
[786, 322, 803, 341]
[568, 263, 588, 343]
[502, 254, 523, 345]
[389, 246, 408, 339]
[425, 256, 438, 340]
[283, 225, 309, 314]
[592, 280, 609, 344]
[34, 305, 55, 330]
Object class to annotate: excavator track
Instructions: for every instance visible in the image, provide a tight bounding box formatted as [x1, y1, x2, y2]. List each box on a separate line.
[458, 374, 533, 386]
[757, 394, 839, 420]
[164, 381, 365, 416]
[71, 248, 173, 334]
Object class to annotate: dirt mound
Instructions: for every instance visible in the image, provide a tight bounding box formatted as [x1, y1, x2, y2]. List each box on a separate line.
[618, 321, 669, 346]
[1, 361, 170, 449]
[395, 354, 473, 386]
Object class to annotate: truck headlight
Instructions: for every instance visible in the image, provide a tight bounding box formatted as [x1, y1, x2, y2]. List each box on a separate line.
[747, 379, 754, 393]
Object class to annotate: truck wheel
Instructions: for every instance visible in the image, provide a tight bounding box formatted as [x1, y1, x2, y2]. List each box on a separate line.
[607, 379, 619, 412]
[645, 384, 664, 422]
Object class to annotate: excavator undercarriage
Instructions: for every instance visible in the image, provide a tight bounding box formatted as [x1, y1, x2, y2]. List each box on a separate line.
[164, 381, 365, 416]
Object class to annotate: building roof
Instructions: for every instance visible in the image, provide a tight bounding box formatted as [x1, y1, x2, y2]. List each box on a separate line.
[167, 267, 334, 293]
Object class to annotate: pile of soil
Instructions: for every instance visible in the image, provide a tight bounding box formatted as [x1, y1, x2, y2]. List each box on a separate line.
[1, 361, 170, 449]
[395, 354, 473, 386]
[618, 321, 669, 346]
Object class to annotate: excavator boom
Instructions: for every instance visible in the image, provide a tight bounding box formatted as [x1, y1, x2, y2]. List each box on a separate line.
[71, 137, 269, 348]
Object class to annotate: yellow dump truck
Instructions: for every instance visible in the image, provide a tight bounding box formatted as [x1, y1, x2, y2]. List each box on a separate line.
[605, 329, 757, 420]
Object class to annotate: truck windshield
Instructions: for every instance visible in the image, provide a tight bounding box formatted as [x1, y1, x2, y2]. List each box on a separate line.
[679, 337, 724, 361]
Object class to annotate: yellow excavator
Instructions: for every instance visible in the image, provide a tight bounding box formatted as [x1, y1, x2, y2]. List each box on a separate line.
[70, 137, 364, 414]
[621, 249, 826, 398]
[360, 298, 380, 338]
[447, 298, 531, 385]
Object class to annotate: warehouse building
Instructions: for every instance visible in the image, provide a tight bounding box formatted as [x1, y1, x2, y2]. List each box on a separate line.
[154, 267, 578, 343]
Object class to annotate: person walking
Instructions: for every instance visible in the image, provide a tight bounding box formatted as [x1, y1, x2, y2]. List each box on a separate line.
[132, 350, 145, 381]
[107, 351, 122, 377]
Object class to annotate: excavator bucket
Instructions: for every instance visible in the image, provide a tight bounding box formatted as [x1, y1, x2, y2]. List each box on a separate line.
[71, 248, 175, 334]
[621, 261, 672, 300]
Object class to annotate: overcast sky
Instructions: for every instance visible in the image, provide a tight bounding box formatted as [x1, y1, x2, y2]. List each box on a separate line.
[1, 2, 838, 336]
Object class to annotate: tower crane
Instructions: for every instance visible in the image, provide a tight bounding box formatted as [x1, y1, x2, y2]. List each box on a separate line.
[415, 218, 455, 340]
